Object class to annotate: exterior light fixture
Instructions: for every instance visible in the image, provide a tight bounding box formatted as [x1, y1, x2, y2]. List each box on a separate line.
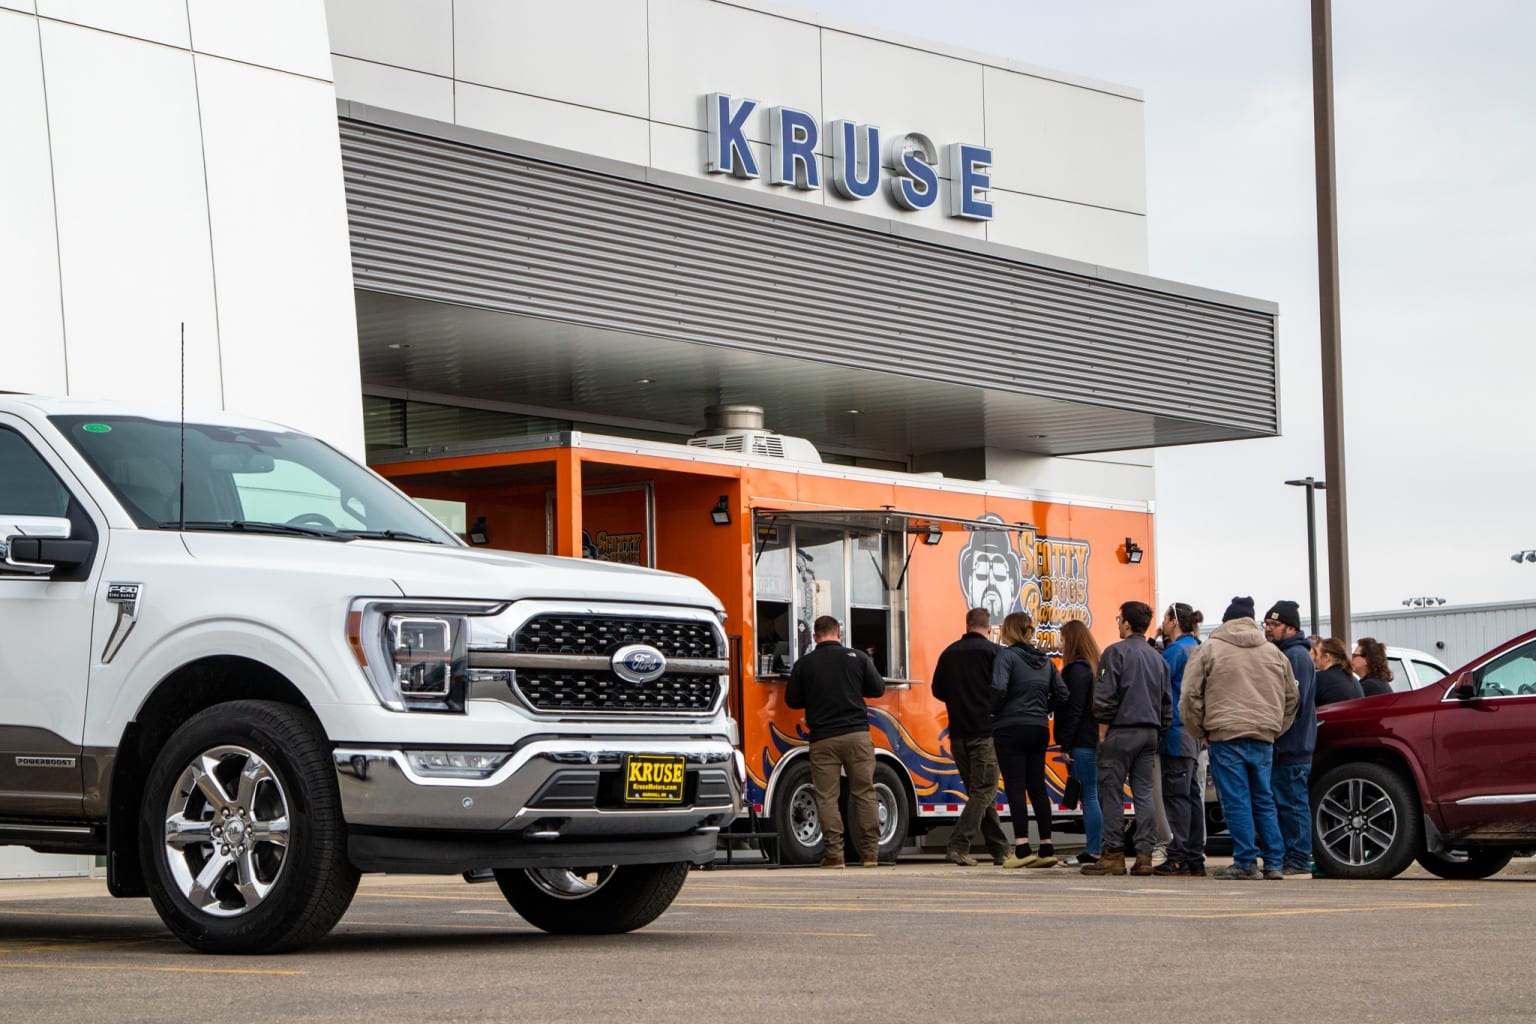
[921, 525, 943, 546]
[1513, 550, 1536, 563]
[710, 495, 731, 526]
[467, 516, 489, 546]
[1123, 537, 1143, 564]
[1401, 596, 1447, 608]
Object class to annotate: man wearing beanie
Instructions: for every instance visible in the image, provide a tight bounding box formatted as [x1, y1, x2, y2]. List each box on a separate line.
[1082, 601, 1171, 876]
[1263, 599, 1318, 875]
[1179, 596, 1297, 879]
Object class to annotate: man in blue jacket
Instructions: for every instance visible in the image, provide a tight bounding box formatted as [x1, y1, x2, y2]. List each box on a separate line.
[1264, 599, 1317, 875]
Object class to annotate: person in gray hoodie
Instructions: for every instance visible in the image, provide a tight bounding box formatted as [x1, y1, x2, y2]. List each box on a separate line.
[1082, 601, 1172, 876]
[1179, 596, 1298, 880]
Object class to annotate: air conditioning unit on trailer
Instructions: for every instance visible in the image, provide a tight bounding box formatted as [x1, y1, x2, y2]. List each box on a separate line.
[686, 404, 822, 463]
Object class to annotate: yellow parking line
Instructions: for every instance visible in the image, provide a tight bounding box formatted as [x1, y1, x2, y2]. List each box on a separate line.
[0, 962, 303, 975]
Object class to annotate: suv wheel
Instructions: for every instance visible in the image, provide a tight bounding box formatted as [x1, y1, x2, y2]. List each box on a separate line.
[140, 701, 359, 953]
[493, 862, 690, 933]
[1311, 761, 1421, 879]
[1415, 847, 1515, 880]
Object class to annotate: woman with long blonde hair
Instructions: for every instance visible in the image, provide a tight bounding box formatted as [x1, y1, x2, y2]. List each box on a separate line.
[992, 612, 1069, 867]
[1055, 619, 1103, 865]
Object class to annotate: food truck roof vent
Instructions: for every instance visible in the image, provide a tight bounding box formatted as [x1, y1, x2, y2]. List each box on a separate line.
[688, 404, 822, 462]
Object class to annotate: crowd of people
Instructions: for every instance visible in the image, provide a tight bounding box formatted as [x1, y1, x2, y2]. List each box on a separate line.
[784, 598, 1394, 875]
[929, 596, 1383, 878]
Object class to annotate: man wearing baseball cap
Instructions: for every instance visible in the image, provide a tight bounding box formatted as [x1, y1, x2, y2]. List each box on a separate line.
[1263, 599, 1318, 876]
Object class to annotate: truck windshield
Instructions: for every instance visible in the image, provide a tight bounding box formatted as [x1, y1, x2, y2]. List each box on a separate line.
[51, 414, 459, 544]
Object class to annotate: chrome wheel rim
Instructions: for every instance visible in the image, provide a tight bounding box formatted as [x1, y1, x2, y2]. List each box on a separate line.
[162, 745, 291, 917]
[874, 780, 899, 845]
[525, 866, 616, 899]
[1316, 777, 1398, 867]
[789, 782, 822, 846]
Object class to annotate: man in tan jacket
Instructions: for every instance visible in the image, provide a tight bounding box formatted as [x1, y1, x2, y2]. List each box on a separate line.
[1179, 596, 1298, 880]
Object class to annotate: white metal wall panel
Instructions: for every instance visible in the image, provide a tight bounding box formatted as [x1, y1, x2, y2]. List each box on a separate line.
[820, 29, 986, 152]
[331, 55, 454, 125]
[323, 0, 453, 77]
[188, 0, 334, 81]
[987, 190, 1149, 272]
[339, 120, 1278, 442]
[984, 67, 1147, 215]
[454, 0, 649, 118]
[36, 0, 188, 47]
[40, 21, 221, 407]
[647, 0, 821, 135]
[458, 83, 650, 168]
[1322, 602, 1536, 668]
[0, 11, 65, 393]
[196, 55, 364, 454]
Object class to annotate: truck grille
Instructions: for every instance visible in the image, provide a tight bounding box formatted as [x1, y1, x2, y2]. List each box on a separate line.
[514, 615, 720, 659]
[510, 614, 723, 714]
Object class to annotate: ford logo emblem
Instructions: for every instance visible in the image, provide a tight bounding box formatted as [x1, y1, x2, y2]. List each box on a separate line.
[611, 643, 667, 685]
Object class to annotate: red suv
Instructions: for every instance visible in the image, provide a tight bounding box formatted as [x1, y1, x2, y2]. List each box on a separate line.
[1310, 630, 1536, 879]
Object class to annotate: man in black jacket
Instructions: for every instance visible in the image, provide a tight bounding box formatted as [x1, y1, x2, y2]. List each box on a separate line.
[932, 608, 1009, 866]
[785, 615, 886, 867]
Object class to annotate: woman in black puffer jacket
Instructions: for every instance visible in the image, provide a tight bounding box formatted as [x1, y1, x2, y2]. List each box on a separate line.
[992, 612, 1069, 868]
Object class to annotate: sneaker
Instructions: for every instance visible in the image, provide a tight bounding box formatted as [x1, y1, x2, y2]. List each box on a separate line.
[1213, 863, 1262, 880]
[1001, 852, 1038, 869]
[1185, 862, 1207, 877]
[1151, 860, 1186, 877]
[1263, 868, 1285, 880]
[944, 851, 978, 867]
[991, 853, 1010, 866]
[1065, 853, 1099, 867]
[1151, 846, 1168, 867]
[1281, 865, 1312, 876]
[1025, 855, 1057, 868]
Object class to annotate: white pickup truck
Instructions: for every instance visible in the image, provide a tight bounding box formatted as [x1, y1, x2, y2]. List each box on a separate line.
[0, 395, 741, 953]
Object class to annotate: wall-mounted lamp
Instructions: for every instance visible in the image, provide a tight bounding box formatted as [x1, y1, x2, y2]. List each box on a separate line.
[921, 525, 943, 546]
[1122, 537, 1143, 564]
[467, 516, 489, 546]
[710, 495, 732, 526]
[1512, 550, 1536, 563]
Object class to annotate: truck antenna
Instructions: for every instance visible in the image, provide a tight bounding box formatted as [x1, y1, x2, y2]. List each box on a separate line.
[179, 322, 186, 532]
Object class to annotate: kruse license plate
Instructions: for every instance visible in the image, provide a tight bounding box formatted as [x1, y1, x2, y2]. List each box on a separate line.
[623, 754, 686, 804]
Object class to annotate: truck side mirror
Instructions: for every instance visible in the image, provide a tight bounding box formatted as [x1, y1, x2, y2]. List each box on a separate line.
[1, 515, 81, 575]
[1451, 670, 1477, 702]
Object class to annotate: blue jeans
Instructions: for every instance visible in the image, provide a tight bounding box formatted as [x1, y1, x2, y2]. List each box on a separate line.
[1208, 739, 1284, 870]
[1070, 745, 1103, 857]
[1273, 762, 1312, 869]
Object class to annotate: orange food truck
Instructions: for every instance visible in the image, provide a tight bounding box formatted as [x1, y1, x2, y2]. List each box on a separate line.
[373, 426, 1154, 863]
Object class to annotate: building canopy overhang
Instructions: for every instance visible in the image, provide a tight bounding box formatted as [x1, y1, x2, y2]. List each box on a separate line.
[340, 105, 1279, 461]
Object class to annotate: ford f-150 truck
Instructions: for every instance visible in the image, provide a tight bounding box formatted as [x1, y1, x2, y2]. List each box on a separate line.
[0, 395, 742, 953]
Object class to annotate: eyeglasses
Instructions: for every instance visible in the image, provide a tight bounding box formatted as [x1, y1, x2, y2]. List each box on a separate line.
[1351, 651, 1364, 659]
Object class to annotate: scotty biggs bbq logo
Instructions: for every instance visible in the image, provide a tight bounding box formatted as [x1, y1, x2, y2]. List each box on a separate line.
[957, 514, 1092, 655]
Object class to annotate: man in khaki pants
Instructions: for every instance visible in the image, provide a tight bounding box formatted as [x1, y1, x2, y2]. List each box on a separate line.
[785, 615, 887, 867]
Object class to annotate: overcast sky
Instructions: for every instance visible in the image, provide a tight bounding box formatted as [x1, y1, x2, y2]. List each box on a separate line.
[782, 0, 1536, 626]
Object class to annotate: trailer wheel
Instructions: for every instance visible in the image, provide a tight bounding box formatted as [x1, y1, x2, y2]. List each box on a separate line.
[493, 862, 689, 933]
[770, 760, 822, 865]
[869, 762, 909, 863]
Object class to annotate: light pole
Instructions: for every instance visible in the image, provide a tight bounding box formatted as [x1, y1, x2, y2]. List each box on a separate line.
[1285, 477, 1326, 636]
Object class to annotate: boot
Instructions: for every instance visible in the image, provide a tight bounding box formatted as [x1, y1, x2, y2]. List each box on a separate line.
[1080, 850, 1126, 876]
[1130, 852, 1155, 876]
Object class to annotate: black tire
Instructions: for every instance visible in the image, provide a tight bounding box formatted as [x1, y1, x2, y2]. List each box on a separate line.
[139, 700, 359, 954]
[867, 762, 910, 863]
[493, 862, 689, 933]
[1415, 847, 1515, 880]
[1311, 761, 1421, 880]
[769, 759, 822, 865]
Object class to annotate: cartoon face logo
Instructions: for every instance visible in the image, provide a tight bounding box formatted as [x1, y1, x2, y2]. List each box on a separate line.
[958, 515, 1022, 620]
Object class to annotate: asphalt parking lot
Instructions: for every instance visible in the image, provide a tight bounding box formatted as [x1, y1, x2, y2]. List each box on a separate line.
[3, 857, 1534, 1024]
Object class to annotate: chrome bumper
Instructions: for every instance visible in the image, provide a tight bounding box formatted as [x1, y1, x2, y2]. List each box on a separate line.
[332, 738, 743, 837]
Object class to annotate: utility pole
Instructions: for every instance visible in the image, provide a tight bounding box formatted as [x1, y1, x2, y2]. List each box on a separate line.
[1312, 0, 1351, 640]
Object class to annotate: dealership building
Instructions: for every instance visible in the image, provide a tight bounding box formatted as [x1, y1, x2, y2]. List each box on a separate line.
[0, 0, 1277, 877]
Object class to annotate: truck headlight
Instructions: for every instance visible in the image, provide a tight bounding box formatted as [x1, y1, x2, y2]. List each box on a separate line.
[348, 599, 502, 712]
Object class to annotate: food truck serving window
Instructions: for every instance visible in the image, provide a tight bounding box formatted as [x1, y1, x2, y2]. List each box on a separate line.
[753, 516, 900, 678]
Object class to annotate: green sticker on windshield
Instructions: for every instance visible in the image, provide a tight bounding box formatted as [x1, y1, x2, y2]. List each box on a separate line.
[82, 423, 112, 433]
